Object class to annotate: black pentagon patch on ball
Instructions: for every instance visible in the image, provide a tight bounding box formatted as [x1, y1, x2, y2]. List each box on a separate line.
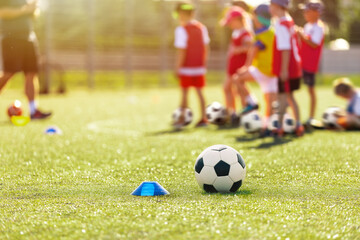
[211, 147, 227, 152]
[237, 154, 246, 169]
[244, 122, 251, 130]
[206, 113, 212, 120]
[195, 158, 204, 174]
[323, 113, 328, 120]
[214, 160, 230, 176]
[212, 106, 220, 112]
[254, 115, 260, 121]
[215, 118, 223, 125]
[203, 184, 217, 193]
[286, 119, 294, 125]
[188, 111, 193, 117]
[273, 120, 279, 128]
[230, 180, 242, 192]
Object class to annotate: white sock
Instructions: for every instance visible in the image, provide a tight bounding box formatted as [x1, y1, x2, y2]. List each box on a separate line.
[29, 101, 37, 115]
[246, 95, 257, 106]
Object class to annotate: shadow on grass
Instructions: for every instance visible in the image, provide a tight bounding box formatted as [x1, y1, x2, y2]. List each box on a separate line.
[147, 128, 194, 136]
[235, 134, 260, 142]
[202, 189, 253, 196]
[250, 137, 293, 149]
[216, 125, 241, 131]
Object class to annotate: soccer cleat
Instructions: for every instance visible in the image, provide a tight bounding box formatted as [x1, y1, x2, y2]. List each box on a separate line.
[30, 109, 52, 120]
[195, 119, 209, 128]
[240, 104, 259, 115]
[295, 125, 305, 137]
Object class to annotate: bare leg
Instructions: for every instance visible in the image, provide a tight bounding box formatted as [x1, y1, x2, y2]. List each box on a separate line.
[308, 86, 316, 119]
[264, 93, 277, 117]
[195, 88, 206, 120]
[180, 87, 189, 109]
[278, 93, 287, 129]
[287, 93, 300, 125]
[223, 76, 236, 114]
[24, 72, 38, 102]
[234, 70, 254, 108]
[0, 72, 15, 92]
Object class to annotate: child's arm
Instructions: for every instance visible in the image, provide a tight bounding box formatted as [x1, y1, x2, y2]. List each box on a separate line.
[231, 40, 252, 55]
[298, 32, 319, 48]
[175, 48, 186, 75]
[296, 26, 323, 49]
[280, 50, 290, 82]
[204, 44, 210, 67]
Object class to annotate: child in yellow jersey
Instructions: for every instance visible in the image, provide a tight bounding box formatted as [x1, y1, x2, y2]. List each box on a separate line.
[233, 3, 277, 130]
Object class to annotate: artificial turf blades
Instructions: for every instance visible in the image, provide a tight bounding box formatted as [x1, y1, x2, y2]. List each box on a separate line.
[0, 87, 359, 239]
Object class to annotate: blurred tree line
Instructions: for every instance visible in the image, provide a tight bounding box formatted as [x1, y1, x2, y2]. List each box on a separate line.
[33, 0, 360, 53]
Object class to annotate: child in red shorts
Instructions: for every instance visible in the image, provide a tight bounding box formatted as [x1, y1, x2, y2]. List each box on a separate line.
[173, 2, 210, 128]
[221, 6, 253, 126]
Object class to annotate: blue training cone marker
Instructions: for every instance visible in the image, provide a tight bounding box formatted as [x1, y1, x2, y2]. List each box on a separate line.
[131, 181, 170, 196]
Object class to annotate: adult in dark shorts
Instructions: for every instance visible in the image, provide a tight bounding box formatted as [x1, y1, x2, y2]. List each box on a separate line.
[0, 0, 51, 119]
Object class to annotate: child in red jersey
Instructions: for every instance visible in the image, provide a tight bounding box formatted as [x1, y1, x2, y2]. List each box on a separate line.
[297, 1, 325, 125]
[221, 6, 253, 126]
[270, 0, 304, 137]
[173, 2, 210, 128]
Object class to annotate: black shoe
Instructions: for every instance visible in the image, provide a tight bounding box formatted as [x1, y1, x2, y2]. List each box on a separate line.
[31, 109, 52, 120]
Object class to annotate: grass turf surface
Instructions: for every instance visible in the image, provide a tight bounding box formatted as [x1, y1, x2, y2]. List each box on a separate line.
[0, 86, 359, 239]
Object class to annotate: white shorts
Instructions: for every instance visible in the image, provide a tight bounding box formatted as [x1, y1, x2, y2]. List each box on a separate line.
[248, 66, 278, 93]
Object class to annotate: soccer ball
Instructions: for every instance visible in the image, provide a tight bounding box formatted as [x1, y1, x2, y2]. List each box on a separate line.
[322, 107, 344, 129]
[268, 113, 296, 133]
[7, 100, 23, 118]
[283, 114, 296, 133]
[206, 102, 228, 125]
[172, 107, 193, 126]
[241, 111, 262, 133]
[194, 144, 246, 193]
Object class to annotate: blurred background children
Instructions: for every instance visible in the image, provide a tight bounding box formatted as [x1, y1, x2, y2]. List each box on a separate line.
[233, 3, 277, 132]
[270, 0, 304, 137]
[221, 6, 252, 126]
[333, 78, 360, 130]
[173, 2, 210, 128]
[297, 0, 325, 125]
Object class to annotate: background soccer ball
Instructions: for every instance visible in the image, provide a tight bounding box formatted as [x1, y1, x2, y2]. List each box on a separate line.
[206, 101, 228, 125]
[194, 144, 246, 193]
[283, 114, 296, 133]
[322, 107, 344, 129]
[241, 111, 262, 133]
[172, 107, 193, 126]
[268, 113, 296, 133]
[7, 100, 23, 118]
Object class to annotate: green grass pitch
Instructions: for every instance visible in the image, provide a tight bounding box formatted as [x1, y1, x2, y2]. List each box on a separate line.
[0, 86, 359, 239]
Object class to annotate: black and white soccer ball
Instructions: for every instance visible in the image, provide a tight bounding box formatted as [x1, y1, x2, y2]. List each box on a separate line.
[322, 107, 344, 129]
[241, 111, 262, 133]
[194, 144, 246, 193]
[206, 102, 228, 125]
[268, 113, 296, 133]
[172, 107, 193, 126]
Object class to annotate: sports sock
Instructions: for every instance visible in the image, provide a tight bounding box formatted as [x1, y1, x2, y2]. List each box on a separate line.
[245, 95, 257, 106]
[29, 101, 37, 115]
